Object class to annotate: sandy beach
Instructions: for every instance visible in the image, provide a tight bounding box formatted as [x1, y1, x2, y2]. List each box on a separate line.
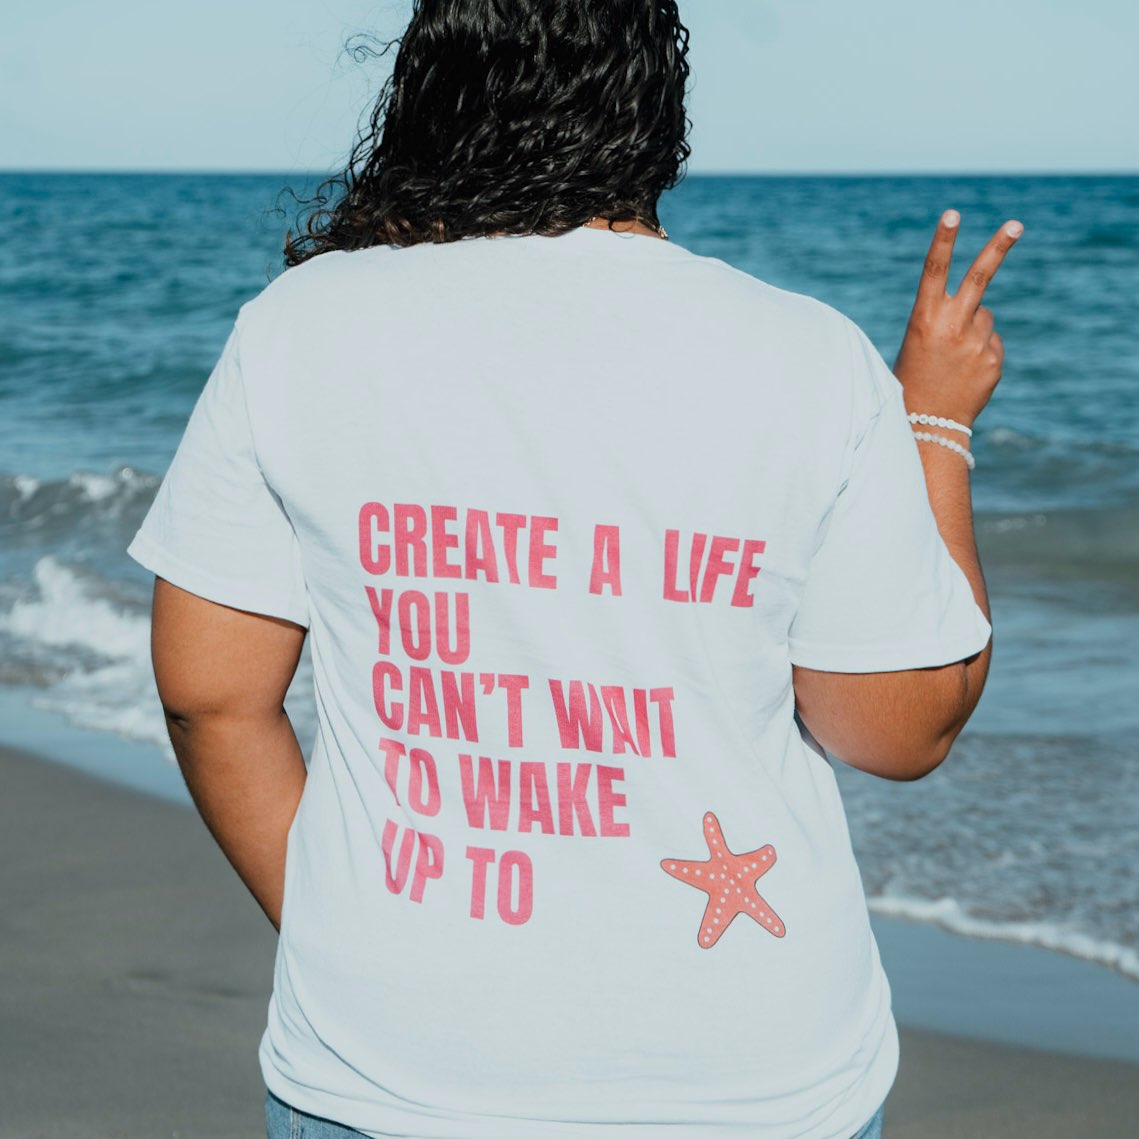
[3, 739, 1138, 1139]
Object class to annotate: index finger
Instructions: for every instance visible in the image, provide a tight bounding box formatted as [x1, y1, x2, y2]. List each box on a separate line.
[954, 219, 1025, 313]
[914, 209, 962, 311]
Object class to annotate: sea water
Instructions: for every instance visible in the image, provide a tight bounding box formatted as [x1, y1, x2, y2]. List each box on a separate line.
[1, 171, 1136, 982]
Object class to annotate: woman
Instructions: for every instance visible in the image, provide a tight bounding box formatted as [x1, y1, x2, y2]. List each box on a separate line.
[127, 3, 1021, 1137]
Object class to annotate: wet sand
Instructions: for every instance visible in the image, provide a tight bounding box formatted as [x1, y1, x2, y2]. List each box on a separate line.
[2, 741, 1137, 1138]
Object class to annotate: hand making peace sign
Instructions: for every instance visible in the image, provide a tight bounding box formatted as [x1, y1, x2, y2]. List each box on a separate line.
[893, 210, 1024, 428]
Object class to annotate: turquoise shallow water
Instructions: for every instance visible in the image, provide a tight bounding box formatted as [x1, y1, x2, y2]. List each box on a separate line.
[0, 172, 1136, 983]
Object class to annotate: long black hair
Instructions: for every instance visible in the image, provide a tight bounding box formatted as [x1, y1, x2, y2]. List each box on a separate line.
[283, 0, 692, 264]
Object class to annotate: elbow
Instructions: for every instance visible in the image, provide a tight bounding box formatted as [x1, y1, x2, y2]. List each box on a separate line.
[159, 702, 201, 745]
[889, 661, 976, 780]
[882, 743, 950, 782]
[162, 705, 198, 724]
[836, 706, 970, 782]
[878, 717, 967, 782]
[795, 656, 980, 783]
[158, 694, 233, 742]
[158, 691, 214, 729]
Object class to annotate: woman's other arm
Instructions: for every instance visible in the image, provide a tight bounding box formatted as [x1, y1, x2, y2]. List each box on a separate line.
[793, 212, 1022, 781]
[150, 577, 308, 930]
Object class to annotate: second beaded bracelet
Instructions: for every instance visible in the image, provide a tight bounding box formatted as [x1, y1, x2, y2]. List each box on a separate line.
[912, 429, 976, 471]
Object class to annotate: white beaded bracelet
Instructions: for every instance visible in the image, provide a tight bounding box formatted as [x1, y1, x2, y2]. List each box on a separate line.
[912, 429, 976, 470]
[907, 411, 973, 438]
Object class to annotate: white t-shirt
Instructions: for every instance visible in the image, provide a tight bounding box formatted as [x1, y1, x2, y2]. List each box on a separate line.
[127, 226, 991, 1139]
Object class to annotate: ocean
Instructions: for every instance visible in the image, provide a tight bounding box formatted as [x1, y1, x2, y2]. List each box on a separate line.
[1, 171, 1136, 982]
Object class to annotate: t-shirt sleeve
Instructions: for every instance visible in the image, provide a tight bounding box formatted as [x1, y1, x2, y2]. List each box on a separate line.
[126, 312, 310, 628]
[787, 322, 991, 672]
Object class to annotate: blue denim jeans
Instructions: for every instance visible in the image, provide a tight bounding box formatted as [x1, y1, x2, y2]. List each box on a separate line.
[266, 1088, 887, 1139]
[851, 1099, 886, 1139]
[266, 1089, 369, 1138]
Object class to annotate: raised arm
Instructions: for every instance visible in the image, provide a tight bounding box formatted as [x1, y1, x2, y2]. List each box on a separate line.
[793, 210, 1023, 781]
[151, 576, 308, 930]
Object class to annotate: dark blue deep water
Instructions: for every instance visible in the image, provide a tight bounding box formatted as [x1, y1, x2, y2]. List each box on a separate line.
[1, 172, 1136, 979]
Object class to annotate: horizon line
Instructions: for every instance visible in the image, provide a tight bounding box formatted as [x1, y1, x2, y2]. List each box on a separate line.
[1, 166, 1136, 180]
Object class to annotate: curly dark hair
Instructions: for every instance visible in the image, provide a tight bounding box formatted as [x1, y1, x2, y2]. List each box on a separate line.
[283, 0, 692, 265]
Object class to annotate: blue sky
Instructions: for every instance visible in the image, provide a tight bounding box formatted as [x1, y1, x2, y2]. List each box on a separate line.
[1, 0, 1134, 173]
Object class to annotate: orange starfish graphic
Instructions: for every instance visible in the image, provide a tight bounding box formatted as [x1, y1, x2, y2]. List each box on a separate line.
[661, 811, 786, 948]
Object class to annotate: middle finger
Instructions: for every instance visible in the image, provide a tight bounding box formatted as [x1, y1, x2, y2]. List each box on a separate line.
[955, 220, 1024, 314]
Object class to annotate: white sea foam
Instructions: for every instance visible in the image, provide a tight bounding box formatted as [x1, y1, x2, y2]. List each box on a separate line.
[0, 557, 173, 754]
[1, 557, 150, 657]
[12, 474, 41, 501]
[0, 554, 315, 761]
[66, 467, 145, 503]
[867, 893, 1139, 983]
